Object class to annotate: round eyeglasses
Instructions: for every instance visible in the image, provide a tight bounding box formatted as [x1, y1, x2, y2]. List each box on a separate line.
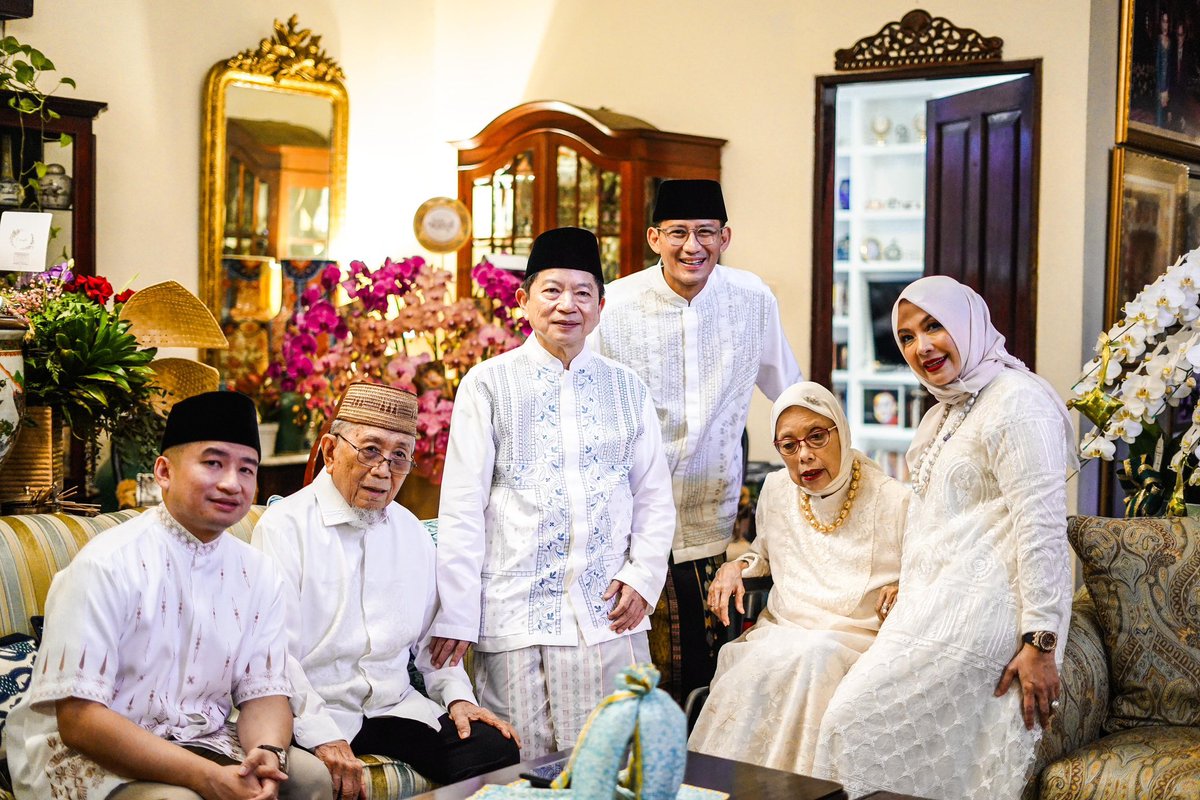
[334, 433, 416, 475]
[773, 426, 837, 457]
[655, 226, 724, 246]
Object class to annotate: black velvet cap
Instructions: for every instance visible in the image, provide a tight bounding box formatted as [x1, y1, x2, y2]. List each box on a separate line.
[525, 227, 604, 283]
[652, 179, 728, 224]
[161, 391, 261, 457]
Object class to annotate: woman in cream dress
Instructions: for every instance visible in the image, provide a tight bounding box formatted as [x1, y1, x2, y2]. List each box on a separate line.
[687, 381, 907, 775]
[814, 276, 1076, 799]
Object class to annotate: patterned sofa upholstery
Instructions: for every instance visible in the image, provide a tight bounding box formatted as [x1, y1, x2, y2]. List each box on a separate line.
[1022, 515, 1200, 799]
[0, 507, 434, 800]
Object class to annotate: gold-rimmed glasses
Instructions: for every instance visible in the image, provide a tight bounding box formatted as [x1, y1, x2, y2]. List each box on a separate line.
[654, 226, 724, 246]
[773, 426, 837, 456]
[333, 433, 416, 475]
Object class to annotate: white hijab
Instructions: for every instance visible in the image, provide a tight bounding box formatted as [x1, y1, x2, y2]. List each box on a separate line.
[772, 381, 881, 519]
[891, 275, 1078, 470]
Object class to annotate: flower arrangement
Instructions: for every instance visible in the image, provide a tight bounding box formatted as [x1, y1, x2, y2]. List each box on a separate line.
[0, 264, 160, 460]
[275, 257, 526, 482]
[1070, 247, 1200, 516]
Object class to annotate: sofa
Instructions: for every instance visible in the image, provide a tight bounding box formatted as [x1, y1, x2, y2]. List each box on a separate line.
[1023, 514, 1200, 799]
[0, 507, 435, 800]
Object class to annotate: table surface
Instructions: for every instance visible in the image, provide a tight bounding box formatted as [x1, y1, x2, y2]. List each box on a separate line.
[408, 750, 848, 800]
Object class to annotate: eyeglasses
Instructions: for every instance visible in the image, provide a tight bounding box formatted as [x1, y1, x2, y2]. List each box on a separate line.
[334, 433, 416, 475]
[773, 426, 837, 456]
[655, 226, 724, 246]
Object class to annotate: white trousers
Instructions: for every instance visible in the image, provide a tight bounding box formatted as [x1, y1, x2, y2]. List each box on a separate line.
[473, 632, 650, 760]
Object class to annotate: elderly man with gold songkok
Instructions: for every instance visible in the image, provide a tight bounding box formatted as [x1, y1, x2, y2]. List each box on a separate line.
[252, 383, 520, 799]
[430, 227, 677, 760]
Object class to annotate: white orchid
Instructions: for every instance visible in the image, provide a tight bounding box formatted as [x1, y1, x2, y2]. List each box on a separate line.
[1080, 430, 1116, 460]
[1108, 411, 1144, 443]
[1119, 373, 1168, 419]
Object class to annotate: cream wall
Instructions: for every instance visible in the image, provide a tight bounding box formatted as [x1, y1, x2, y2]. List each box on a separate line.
[15, 1, 1107, 476]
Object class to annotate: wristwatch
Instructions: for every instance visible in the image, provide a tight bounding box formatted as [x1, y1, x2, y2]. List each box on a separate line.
[1023, 630, 1058, 653]
[255, 744, 289, 775]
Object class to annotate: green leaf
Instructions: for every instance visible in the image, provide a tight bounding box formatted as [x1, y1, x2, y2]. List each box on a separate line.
[60, 77, 76, 89]
[58, 133, 72, 147]
[13, 61, 33, 85]
[45, 108, 60, 120]
[16, 97, 35, 113]
[33, 162, 46, 179]
[0, 37, 20, 55]
[28, 49, 49, 70]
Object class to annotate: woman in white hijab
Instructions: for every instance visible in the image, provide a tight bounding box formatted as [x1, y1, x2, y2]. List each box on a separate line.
[814, 276, 1076, 800]
[687, 381, 908, 776]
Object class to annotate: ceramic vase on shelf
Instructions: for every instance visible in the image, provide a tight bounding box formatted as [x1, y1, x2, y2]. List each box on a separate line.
[38, 164, 72, 210]
[0, 316, 27, 470]
[257, 421, 279, 459]
[0, 135, 22, 206]
[274, 391, 310, 454]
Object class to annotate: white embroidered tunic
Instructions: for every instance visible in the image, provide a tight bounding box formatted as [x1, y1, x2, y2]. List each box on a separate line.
[813, 370, 1074, 799]
[251, 472, 476, 748]
[433, 336, 676, 652]
[592, 264, 801, 561]
[6, 505, 291, 800]
[689, 464, 907, 775]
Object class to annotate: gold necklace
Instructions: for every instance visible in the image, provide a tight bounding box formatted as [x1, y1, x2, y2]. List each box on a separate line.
[800, 459, 861, 534]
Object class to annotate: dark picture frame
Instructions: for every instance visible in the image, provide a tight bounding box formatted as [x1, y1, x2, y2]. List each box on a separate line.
[1105, 147, 1189, 326]
[1119, 0, 1200, 160]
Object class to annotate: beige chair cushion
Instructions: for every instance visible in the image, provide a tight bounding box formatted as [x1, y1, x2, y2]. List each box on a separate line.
[1067, 515, 1200, 732]
[1038, 725, 1200, 799]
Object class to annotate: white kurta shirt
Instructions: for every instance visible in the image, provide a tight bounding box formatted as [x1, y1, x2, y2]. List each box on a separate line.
[6, 505, 291, 800]
[592, 264, 801, 561]
[433, 336, 676, 652]
[251, 472, 476, 748]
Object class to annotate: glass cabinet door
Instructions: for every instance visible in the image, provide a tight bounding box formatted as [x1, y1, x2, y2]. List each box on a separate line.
[471, 150, 535, 267]
[553, 144, 622, 281]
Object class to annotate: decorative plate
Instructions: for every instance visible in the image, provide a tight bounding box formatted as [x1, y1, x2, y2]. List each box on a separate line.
[414, 197, 471, 254]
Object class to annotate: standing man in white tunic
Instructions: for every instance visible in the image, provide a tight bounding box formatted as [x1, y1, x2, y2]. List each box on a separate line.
[252, 382, 520, 799]
[430, 227, 676, 759]
[591, 179, 801, 699]
[5, 391, 331, 800]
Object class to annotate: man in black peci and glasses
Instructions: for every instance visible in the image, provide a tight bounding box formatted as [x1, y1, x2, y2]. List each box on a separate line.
[252, 382, 519, 800]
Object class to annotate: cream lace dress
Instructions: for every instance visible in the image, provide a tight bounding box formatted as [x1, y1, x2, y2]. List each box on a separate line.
[813, 370, 1073, 799]
[687, 459, 907, 775]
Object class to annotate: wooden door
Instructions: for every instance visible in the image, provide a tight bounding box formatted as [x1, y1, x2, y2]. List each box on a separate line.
[925, 75, 1038, 367]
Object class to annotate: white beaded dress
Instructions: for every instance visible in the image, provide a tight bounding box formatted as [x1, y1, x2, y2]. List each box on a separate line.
[813, 369, 1073, 799]
[688, 457, 907, 775]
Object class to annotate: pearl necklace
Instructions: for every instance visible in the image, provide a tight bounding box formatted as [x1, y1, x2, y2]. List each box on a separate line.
[911, 393, 978, 496]
[801, 459, 861, 534]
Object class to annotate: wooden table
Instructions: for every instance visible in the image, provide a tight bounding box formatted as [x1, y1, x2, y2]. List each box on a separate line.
[409, 750, 847, 800]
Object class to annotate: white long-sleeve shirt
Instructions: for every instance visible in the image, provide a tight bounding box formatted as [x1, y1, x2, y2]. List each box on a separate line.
[251, 472, 475, 748]
[6, 506, 291, 799]
[592, 264, 801, 561]
[432, 336, 676, 652]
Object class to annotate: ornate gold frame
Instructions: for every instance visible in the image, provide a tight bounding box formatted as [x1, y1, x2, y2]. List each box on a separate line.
[198, 15, 348, 318]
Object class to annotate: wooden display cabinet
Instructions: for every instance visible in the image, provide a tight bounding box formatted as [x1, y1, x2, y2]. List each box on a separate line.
[453, 100, 724, 288]
[0, 92, 106, 277]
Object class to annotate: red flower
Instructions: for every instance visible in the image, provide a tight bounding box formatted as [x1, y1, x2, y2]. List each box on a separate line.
[114, 289, 135, 304]
[68, 274, 114, 304]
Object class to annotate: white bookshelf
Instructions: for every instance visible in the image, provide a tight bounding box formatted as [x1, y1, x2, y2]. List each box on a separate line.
[829, 76, 1010, 481]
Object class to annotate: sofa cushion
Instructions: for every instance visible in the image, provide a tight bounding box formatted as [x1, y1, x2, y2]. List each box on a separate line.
[361, 755, 435, 799]
[1067, 515, 1200, 732]
[1038, 725, 1200, 799]
[0, 634, 35, 760]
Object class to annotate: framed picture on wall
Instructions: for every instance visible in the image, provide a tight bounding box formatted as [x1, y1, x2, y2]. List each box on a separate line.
[1119, 0, 1200, 159]
[1105, 147, 1189, 326]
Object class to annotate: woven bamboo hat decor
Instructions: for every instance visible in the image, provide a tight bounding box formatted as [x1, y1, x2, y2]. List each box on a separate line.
[118, 281, 228, 350]
[147, 358, 221, 415]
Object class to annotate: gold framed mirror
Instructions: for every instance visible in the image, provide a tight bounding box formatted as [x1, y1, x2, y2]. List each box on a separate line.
[199, 15, 348, 349]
